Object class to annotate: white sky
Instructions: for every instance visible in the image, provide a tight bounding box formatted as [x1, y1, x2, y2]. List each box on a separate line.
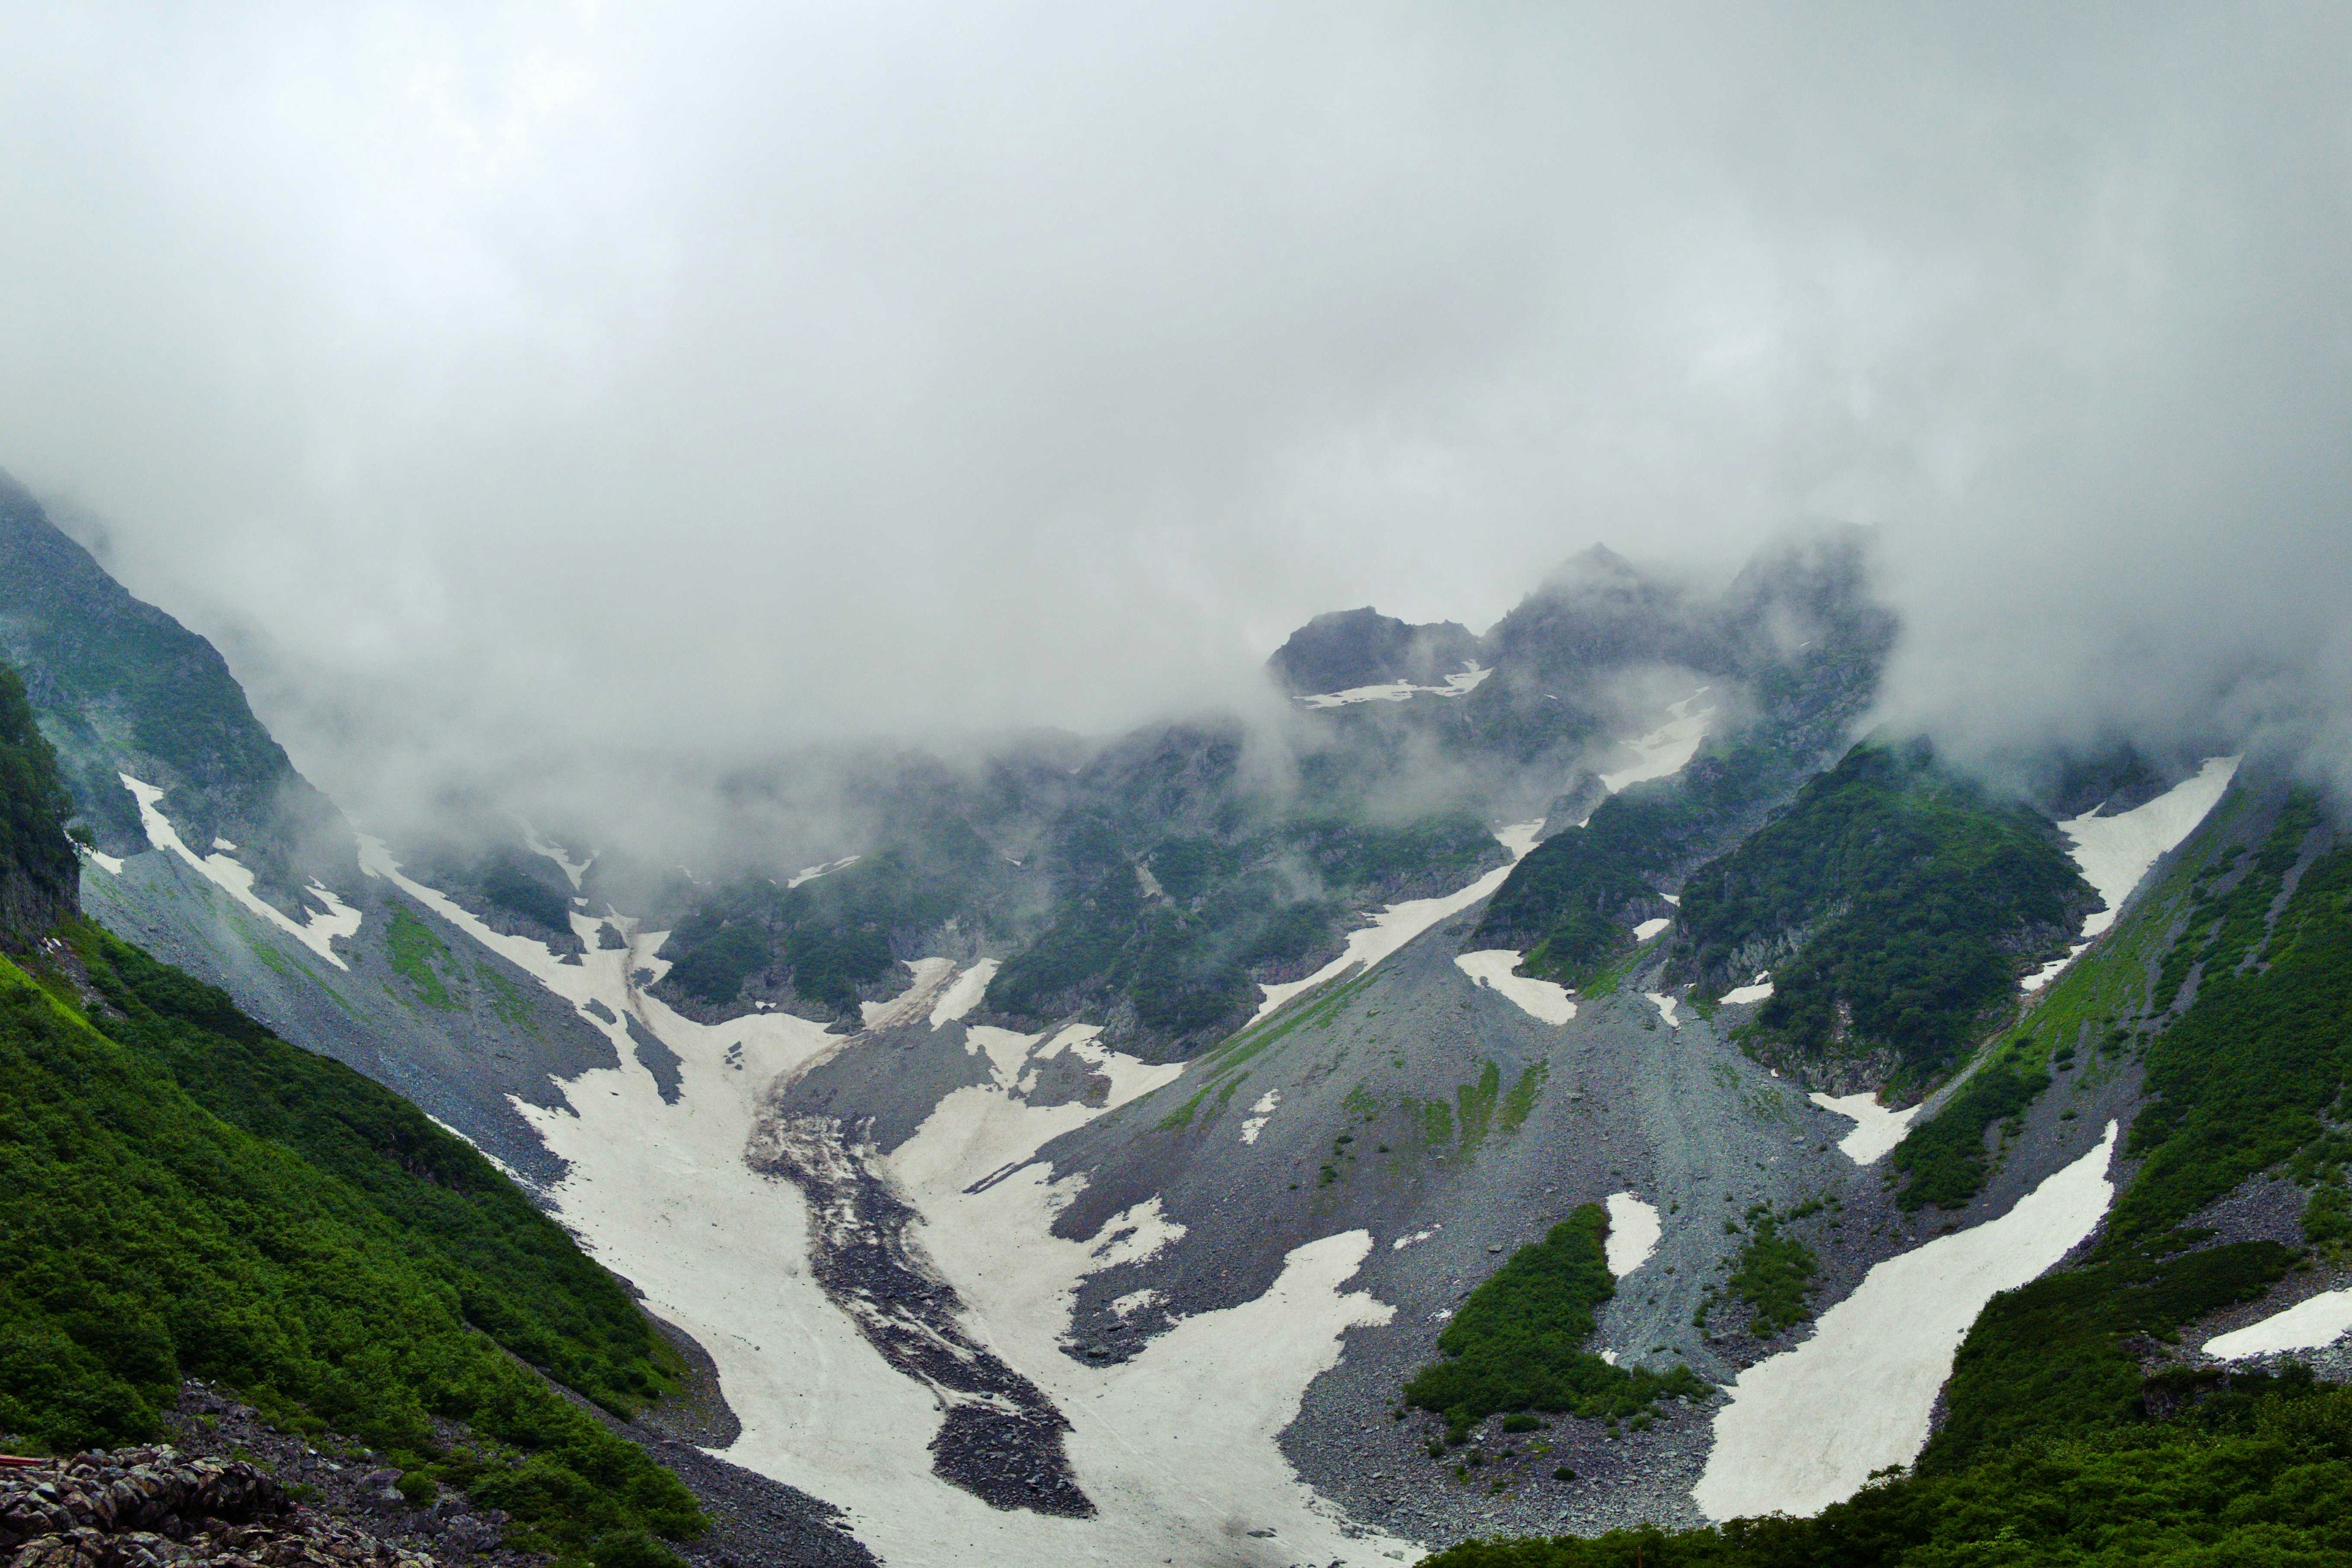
[2, 2, 2348, 814]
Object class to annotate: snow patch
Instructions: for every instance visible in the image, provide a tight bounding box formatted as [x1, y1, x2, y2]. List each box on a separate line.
[521, 825, 593, 889]
[1240, 1088, 1281, 1144]
[1604, 1193, 1661, 1277]
[1661, 893, 1681, 907]
[1720, 972, 1774, 1006]
[859, 956, 957, 1030]
[1453, 949, 1576, 1025]
[2204, 1289, 2352, 1359]
[2065, 756, 2239, 941]
[123, 774, 360, 967]
[787, 855, 861, 889]
[1634, 916, 1672, 942]
[1809, 1091, 1921, 1166]
[929, 959, 999, 1028]
[1110, 1288, 1163, 1320]
[1252, 821, 1545, 1023]
[1644, 992, 1681, 1029]
[1695, 1121, 2119, 1521]
[1597, 687, 1713, 793]
[388, 835, 1411, 1566]
[78, 844, 124, 875]
[1391, 1227, 1438, 1252]
[1295, 662, 1491, 708]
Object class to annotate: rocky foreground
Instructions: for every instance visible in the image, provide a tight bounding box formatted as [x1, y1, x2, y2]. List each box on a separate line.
[0, 1447, 436, 1568]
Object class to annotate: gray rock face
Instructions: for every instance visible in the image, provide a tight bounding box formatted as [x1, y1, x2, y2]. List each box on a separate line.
[1267, 608, 1482, 695]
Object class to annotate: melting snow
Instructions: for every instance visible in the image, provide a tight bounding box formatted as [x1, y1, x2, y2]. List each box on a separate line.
[1695, 1121, 2119, 1521]
[1634, 916, 1672, 942]
[521, 825, 593, 889]
[1453, 949, 1576, 1025]
[929, 959, 999, 1028]
[1295, 662, 1492, 709]
[363, 843, 1414, 1566]
[1809, 1091, 1921, 1166]
[2024, 756, 2239, 994]
[1597, 687, 1713, 793]
[2065, 756, 2239, 941]
[786, 855, 861, 889]
[1720, 973, 1774, 1006]
[1604, 1194, 1661, 1276]
[79, 844, 124, 875]
[859, 956, 957, 1030]
[1392, 1226, 1439, 1252]
[1251, 821, 1545, 1023]
[123, 775, 361, 967]
[2204, 1289, 2352, 1360]
[1644, 992, 1681, 1028]
[1240, 1088, 1281, 1144]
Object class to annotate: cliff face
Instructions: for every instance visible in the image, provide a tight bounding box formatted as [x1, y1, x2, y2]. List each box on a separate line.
[0, 658, 77, 949]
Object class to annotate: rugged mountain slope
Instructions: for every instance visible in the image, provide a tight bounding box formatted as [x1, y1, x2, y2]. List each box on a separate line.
[0, 470, 348, 907]
[14, 491, 2347, 1568]
[0, 662, 704, 1565]
[1427, 775, 2352, 1568]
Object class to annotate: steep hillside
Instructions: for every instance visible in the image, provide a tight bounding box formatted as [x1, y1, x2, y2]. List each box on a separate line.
[0, 470, 345, 906]
[0, 660, 77, 946]
[0, 659, 707, 1565]
[1420, 780, 2352, 1568]
[1676, 739, 2095, 1094]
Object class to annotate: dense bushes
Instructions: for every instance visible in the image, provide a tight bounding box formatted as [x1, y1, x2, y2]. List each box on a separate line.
[1679, 740, 2089, 1084]
[2109, 815, 2350, 1250]
[0, 662, 77, 946]
[0, 930, 703, 1562]
[1404, 1205, 1706, 1442]
[1888, 1041, 2051, 1210]
[990, 810, 1498, 1046]
[1419, 1370, 2352, 1567]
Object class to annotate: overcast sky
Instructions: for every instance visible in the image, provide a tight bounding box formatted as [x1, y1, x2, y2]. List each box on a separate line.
[3, 3, 2348, 815]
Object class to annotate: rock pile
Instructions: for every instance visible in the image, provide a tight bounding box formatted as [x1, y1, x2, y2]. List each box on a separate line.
[0, 1448, 437, 1568]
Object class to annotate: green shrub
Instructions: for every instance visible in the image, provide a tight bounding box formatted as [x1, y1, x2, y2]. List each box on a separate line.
[1403, 1205, 1706, 1442]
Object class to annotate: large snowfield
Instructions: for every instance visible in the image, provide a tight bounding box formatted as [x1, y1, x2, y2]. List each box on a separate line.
[353, 840, 1424, 1568]
[1694, 1122, 2120, 1520]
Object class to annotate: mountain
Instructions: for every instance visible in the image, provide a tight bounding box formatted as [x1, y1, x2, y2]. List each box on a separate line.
[6, 478, 2347, 1568]
[1268, 608, 1482, 696]
[0, 654, 701, 1564]
[0, 472, 347, 908]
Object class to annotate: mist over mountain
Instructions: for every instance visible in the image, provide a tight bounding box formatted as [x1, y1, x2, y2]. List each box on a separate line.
[4, 3, 2350, 838]
[5, 9, 2352, 1567]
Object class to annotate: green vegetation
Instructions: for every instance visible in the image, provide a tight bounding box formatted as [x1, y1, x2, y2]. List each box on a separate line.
[991, 810, 1496, 1042]
[1921, 1241, 2291, 1472]
[1681, 740, 2090, 1085]
[481, 856, 574, 932]
[664, 818, 1003, 1015]
[1888, 1039, 2051, 1210]
[2108, 805, 2346, 1250]
[1417, 786, 2352, 1568]
[1418, 1368, 2352, 1567]
[0, 925, 701, 1562]
[0, 692, 699, 1564]
[385, 900, 461, 1010]
[0, 662, 76, 945]
[1404, 1205, 1707, 1442]
[1472, 711, 1845, 986]
[1888, 783, 2249, 1210]
[1714, 1202, 1823, 1340]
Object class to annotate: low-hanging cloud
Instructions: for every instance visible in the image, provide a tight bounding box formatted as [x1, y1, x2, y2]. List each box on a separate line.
[2, 2, 2348, 825]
